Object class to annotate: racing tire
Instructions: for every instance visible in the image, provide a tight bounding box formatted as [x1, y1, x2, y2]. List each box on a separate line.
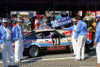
[28, 46, 40, 57]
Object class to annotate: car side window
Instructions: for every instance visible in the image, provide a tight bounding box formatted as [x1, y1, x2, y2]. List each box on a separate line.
[36, 32, 45, 39]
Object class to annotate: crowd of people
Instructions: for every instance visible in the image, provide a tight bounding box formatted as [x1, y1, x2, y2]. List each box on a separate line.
[0, 13, 100, 67]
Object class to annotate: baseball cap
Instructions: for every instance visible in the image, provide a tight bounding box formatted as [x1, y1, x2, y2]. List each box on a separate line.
[37, 15, 41, 18]
[44, 18, 47, 21]
[2, 18, 8, 23]
[16, 18, 22, 22]
[97, 14, 100, 17]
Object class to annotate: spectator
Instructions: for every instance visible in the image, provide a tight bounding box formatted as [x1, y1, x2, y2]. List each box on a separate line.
[88, 19, 97, 49]
[39, 18, 50, 30]
[34, 14, 50, 30]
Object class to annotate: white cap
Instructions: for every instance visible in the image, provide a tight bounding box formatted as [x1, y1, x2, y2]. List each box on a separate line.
[2, 18, 8, 22]
[72, 19, 76, 22]
[97, 14, 100, 17]
[50, 32, 54, 35]
[16, 18, 22, 22]
[44, 18, 47, 21]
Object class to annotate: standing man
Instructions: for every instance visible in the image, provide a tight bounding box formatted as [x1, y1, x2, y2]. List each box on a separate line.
[94, 14, 100, 67]
[12, 18, 25, 62]
[62, 19, 77, 56]
[0, 18, 15, 67]
[75, 16, 87, 61]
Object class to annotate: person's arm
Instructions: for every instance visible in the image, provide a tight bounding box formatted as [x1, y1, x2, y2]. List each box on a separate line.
[0, 29, 2, 44]
[94, 24, 100, 43]
[12, 27, 15, 41]
[42, 14, 50, 20]
[63, 26, 73, 31]
[74, 22, 82, 39]
[12, 27, 18, 41]
[0, 27, 4, 44]
[39, 24, 43, 30]
[9, 26, 13, 42]
[22, 27, 26, 40]
[76, 21, 82, 33]
[88, 27, 92, 31]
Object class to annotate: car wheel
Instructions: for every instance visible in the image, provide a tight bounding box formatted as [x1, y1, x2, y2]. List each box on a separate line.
[29, 46, 39, 57]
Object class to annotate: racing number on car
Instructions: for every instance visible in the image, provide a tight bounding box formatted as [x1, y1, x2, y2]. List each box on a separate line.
[52, 38, 60, 46]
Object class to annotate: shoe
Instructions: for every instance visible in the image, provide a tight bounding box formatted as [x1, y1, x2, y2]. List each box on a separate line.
[8, 65, 18, 67]
[15, 60, 20, 63]
[73, 54, 76, 56]
[81, 59, 84, 61]
[74, 59, 80, 61]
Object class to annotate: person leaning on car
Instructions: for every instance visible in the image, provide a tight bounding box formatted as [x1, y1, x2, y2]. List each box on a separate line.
[74, 16, 87, 61]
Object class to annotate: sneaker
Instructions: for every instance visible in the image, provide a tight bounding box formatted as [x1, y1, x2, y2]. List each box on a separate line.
[15, 60, 20, 63]
[81, 59, 84, 61]
[8, 65, 18, 67]
[73, 54, 76, 56]
[74, 59, 80, 61]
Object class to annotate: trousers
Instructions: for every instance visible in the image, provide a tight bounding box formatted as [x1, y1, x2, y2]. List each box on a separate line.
[1, 41, 14, 67]
[96, 42, 100, 64]
[14, 39, 24, 62]
[76, 35, 86, 60]
[71, 38, 77, 55]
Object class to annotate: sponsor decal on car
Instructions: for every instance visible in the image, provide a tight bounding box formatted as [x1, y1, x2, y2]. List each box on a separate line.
[47, 46, 66, 51]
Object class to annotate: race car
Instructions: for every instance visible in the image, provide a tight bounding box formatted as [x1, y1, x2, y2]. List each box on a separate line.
[23, 29, 92, 57]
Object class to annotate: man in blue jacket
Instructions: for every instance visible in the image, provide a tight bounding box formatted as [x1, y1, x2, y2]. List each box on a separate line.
[0, 18, 14, 67]
[12, 18, 25, 62]
[74, 16, 87, 61]
[62, 19, 77, 56]
[94, 14, 100, 67]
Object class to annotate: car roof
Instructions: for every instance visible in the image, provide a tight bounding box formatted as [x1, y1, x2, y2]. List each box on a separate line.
[34, 29, 56, 33]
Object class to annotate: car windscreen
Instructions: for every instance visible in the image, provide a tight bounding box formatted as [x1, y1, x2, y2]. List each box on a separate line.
[36, 31, 51, 39]
[25, 31, 36, 39]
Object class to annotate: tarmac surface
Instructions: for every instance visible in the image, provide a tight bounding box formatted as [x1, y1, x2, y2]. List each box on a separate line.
[0, 48, 97, 67]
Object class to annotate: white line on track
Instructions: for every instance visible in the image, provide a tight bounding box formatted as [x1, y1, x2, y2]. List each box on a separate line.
[0, 56, 96, 63]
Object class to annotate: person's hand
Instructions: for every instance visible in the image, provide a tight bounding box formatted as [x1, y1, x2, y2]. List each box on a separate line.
[15, 39, 17, 41]
[74, 30, 76, 32]
[43, 26, 47, 29]
[62, 26, 65, 30]
[47, 13, 51, 17]
[76, 39, 78, 42]
[94, 42, 96, 45]
[49, 27, 52, 29]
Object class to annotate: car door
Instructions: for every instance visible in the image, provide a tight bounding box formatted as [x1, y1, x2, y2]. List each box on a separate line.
[36, 31, 53, 47]
[52, 31, 61, 46]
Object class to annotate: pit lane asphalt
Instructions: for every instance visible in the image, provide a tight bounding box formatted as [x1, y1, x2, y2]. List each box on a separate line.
[0, 49, 97, 67]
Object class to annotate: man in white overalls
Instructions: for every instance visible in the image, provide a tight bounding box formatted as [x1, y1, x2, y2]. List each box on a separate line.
[94, 14, 100, 67]
[12, 18, 25, 62]
[62, 19, 77, 55]
[0, 18, 15, 67]
[74, 16, 87, 61]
